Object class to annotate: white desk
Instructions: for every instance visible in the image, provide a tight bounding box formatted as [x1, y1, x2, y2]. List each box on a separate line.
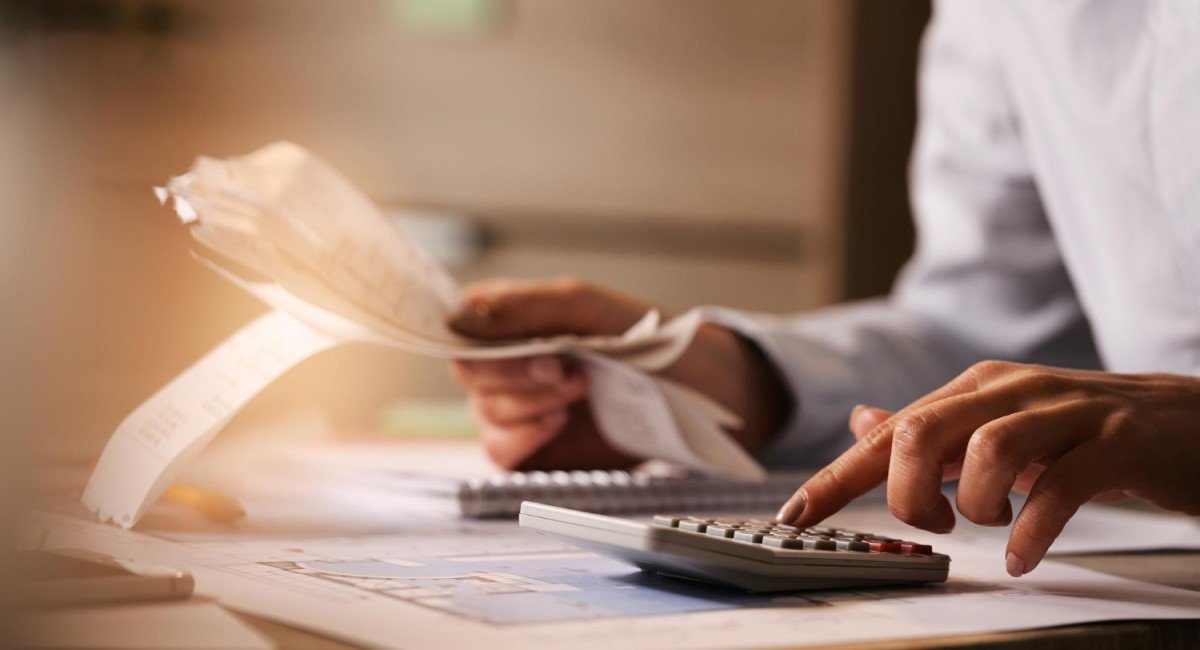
[23, 440, 1200, 649]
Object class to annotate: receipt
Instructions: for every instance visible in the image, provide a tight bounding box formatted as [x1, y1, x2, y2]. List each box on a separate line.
[82, 310, 337, 527]
[583, 355, 763, 479]
[84, 142, 764, 528]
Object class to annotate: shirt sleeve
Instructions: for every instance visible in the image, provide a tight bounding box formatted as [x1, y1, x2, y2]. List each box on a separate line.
[710, 1, 1101, 468]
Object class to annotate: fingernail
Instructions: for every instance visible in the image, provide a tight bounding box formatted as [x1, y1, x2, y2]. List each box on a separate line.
[776, 491, 808, 524]
[849, 404, 866, 429]
[528, 357, 564, 384]
[1006, 552, 1026, 577]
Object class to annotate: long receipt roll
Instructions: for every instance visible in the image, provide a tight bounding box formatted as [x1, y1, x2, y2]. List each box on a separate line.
[83, 142, 765, 528]
[82, 310, 337, 527]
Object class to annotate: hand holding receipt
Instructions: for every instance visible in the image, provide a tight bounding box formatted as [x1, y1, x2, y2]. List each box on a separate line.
[83, 142, 763, 529]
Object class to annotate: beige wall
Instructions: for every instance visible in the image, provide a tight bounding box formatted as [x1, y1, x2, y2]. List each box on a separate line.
[3, 1, 852, 462]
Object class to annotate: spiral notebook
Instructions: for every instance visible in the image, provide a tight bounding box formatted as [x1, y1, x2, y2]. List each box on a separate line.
[348, 468, 814, 518]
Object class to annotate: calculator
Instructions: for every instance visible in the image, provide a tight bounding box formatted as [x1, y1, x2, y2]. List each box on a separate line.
[519, 501, 950, 592]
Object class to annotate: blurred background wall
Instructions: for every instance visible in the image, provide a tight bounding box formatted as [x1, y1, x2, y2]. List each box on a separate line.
[0, 0, 928, 466]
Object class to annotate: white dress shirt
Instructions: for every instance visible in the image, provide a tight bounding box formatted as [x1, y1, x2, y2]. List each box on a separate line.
[721, 0, 1200, 466]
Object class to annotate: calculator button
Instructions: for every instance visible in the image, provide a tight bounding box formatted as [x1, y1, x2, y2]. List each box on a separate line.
[901, 542, 933, 555]
[763, 536, 805, 550]
[733, 530, 766, 543]
[835, 540, 870, 552]
[868, 540, 902, 553]
[706, 525, 738, 538]
[653, 514, 936, 558]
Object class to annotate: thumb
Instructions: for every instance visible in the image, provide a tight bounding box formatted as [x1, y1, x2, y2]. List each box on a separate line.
[849, 404, 893, 440]
[449, 277, 654, 341]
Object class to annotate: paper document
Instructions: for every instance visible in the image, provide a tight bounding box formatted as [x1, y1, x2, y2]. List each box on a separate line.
[85, 142, 761, 528]
[25, 505, 1200, 650]
[83, 310, 337, 528]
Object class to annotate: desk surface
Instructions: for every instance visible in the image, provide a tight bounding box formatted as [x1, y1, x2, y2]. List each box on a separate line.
[33, 443, 1200, 649]
[229, 549, 1200, 650]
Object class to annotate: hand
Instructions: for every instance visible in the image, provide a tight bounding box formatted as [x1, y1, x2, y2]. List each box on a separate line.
[448, 277, 788, 471]
[837, 405, 1130, 502]
[776, 361, 1200, 576]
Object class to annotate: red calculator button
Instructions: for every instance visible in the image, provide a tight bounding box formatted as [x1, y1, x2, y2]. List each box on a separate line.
[868, 541, 902, 553]
[900, 542, 932, 555]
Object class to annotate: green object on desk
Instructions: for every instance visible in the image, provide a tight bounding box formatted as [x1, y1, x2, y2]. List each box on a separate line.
[379, 399, 477, 439]
[391, 0, 506, 34]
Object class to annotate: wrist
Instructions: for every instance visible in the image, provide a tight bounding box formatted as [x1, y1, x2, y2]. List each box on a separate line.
[665, 324, 791, 454]
[729, 329, 793, 452]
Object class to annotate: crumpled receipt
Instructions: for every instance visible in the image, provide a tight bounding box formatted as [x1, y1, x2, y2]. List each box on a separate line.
[82, 141, 765, 529]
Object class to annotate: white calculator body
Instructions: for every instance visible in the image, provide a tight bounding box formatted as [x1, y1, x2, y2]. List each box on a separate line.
[520, 502, 950, 592]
